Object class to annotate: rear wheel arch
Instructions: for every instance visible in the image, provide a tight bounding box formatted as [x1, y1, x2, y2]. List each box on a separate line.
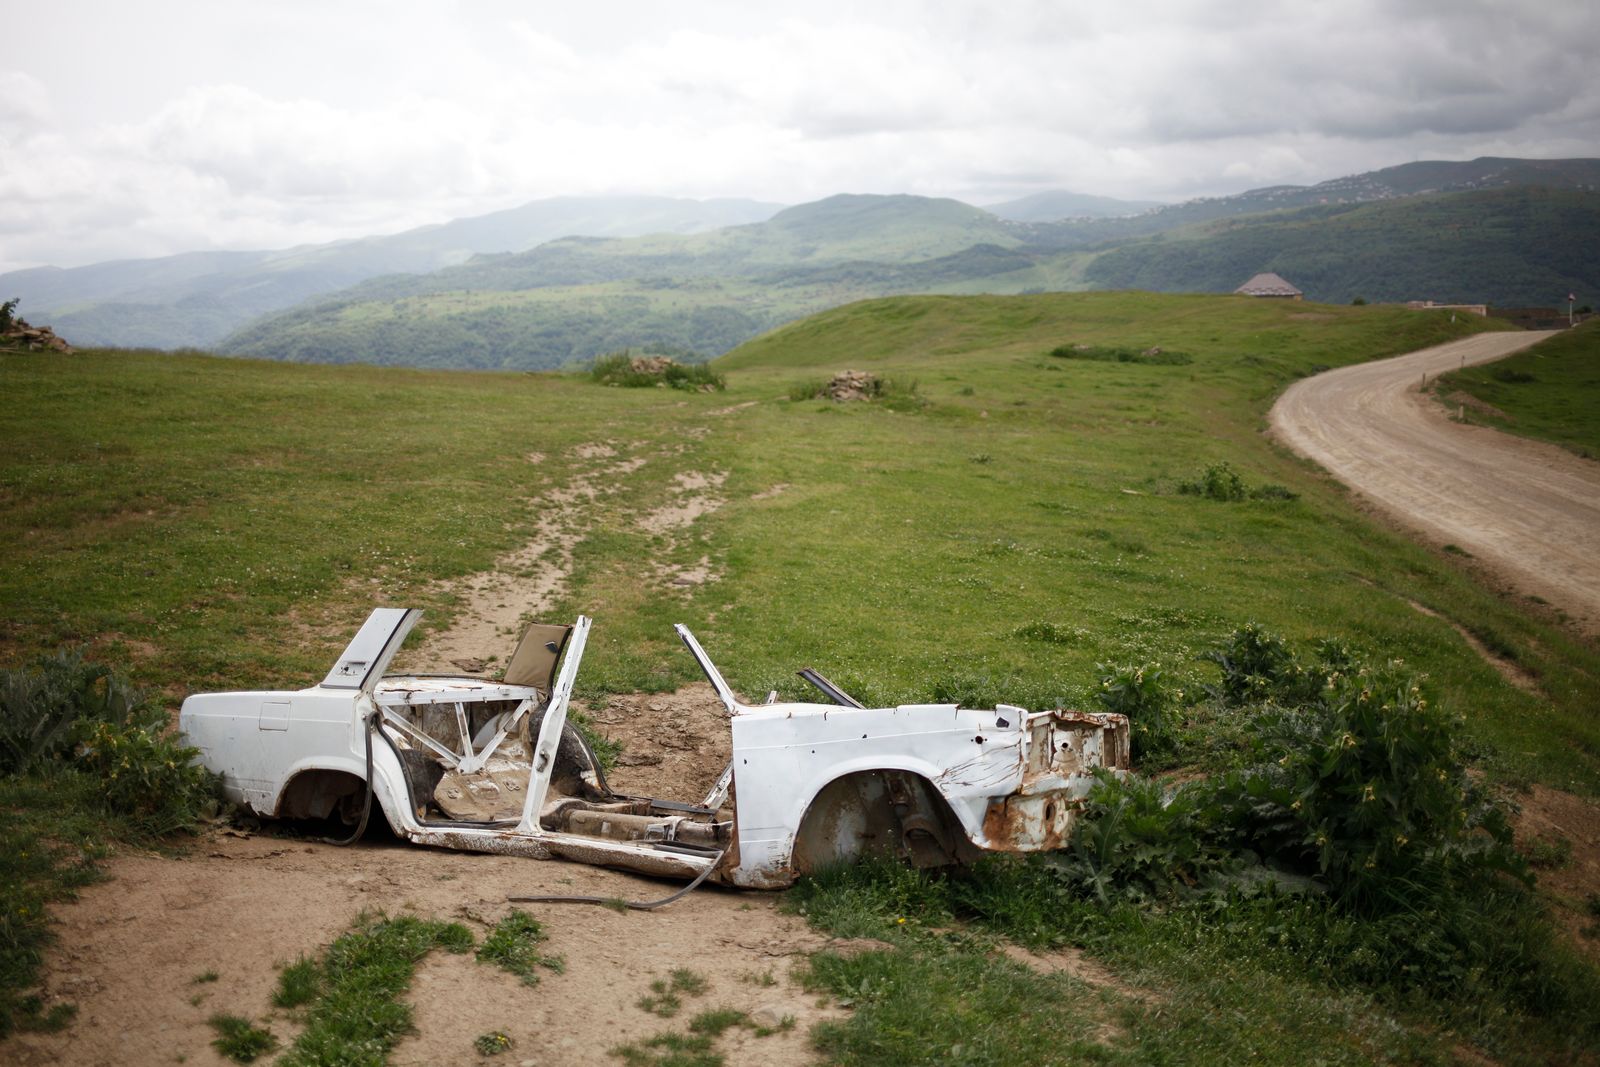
[276, 767, 367, 823]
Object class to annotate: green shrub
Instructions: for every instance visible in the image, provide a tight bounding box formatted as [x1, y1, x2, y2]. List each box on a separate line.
[1202, 623, 1298, 703]
[1178, 461, 1247, 501]
[1, 648, 151, 775]
[1082, 631, 1521, 913]
[1177, 462, 1299, 502]
[1094, 662, 1174, 761]
[74, 720, 219, 834]
[1056, 770, 1230, 903]
[589, 351, 725, 391]
[1048, 342, 1193, 365]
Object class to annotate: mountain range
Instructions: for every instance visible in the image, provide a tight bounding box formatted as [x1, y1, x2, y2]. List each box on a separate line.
[3, 157, 1596, 366]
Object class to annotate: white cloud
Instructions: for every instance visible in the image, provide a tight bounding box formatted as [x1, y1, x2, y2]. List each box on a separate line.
[1, 0, 1596, 272]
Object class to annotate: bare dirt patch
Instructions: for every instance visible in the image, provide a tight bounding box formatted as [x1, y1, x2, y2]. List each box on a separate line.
[580, 682, 735, 804]
[640, 470, 727, 536]
[1442, 389, 1510, 420]
[2, 831, 831, 1067]
[998, 943, 1143, 1000]
[1515, 785, 1600, 962]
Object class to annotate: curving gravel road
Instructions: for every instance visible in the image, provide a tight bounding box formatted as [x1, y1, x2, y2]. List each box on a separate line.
[1269, 330, 1600, 635]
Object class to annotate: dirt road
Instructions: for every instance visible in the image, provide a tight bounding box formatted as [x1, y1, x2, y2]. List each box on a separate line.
[1269, 330, 1600, 635]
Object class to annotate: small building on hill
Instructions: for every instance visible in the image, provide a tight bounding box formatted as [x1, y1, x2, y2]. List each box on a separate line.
[1234, 272, 1303, 299]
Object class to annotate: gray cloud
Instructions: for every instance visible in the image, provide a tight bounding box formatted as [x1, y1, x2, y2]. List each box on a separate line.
[1, 0, 1596, 272]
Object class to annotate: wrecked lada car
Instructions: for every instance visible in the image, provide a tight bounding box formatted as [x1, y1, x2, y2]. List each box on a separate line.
[180, 609, 1130, 888]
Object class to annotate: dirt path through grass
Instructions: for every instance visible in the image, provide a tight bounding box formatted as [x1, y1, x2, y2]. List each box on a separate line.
[1269, 330, 1600, 636]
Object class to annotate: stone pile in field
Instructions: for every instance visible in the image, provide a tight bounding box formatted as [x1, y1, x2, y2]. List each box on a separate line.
[1, 318, 74, 353]
[628, 355, 675, 376]
[821, 370, 881, 401]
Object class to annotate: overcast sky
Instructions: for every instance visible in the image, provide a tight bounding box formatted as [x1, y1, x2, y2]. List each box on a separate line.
[2, 0, 1596, 273]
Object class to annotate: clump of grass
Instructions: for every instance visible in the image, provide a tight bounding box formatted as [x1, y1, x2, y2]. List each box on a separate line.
[787, 377, 828, 401]
[1012, 621, 1084, 645]
[637, 968, 709, 1017]
[590, 352, 725, 391]
[611, 1008, 750, 1066]
[475, 1030, 514, 1055]
[1523, 835, 1572, 870]
[191, 970, 219, 984]
[476, 911, 564, 985]
[802, 940, 1109, 1064]
[1176, 461, 1299, 502]
[272, 956, 319, 1008]
[208, 1013, 276, 1064]
[752, 1014, 795, 1037]
[1049, 342, 1193, 365]
[688, 1008, 746, 1035]
[275, 913, 473, 1067]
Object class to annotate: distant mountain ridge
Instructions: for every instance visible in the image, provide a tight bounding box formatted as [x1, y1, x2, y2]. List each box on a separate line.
[5, 156, 1596, 360]
[221, 173, 1600, 372]
[0, 195, 783, 348]
[983, 190, 1165, 221]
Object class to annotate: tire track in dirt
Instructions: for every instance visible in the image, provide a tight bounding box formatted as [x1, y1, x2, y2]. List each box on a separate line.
[1269, 330, 1600, 636]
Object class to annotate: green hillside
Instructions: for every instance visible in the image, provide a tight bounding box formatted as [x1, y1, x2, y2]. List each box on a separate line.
[219, 195, 1045, 369]
[0, 196, 783, 349]
[5, 293, 1599, 1060]
[1434, 319, 1600, 457]
[1084, 186, 1600, 304]
[6, 293, 1588, 778]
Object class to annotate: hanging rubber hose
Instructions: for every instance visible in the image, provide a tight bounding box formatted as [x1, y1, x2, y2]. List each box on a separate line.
[507, 848, 726, 911]
[322, 713, 375, 847]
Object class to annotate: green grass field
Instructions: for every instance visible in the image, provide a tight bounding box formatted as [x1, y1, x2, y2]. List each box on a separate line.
[4, 291, 1598, 1063]
[1435, 319, 1600, 458]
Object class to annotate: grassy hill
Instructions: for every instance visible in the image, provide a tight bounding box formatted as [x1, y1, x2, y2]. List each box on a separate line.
[4, 292, 1599, 1059]
[1083, 186, 1600, 305]
[5, 294, 1591, 776]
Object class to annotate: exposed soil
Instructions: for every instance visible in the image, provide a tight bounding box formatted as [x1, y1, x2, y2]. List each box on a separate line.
[1269, 331, 1600, 637]
[1515, 785, 1600, 963]
[580, 682, 735, 804]
[4, 678, 832, 1067]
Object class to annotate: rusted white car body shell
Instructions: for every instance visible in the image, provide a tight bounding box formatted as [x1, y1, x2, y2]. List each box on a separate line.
[180, 608, 1129, 888]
